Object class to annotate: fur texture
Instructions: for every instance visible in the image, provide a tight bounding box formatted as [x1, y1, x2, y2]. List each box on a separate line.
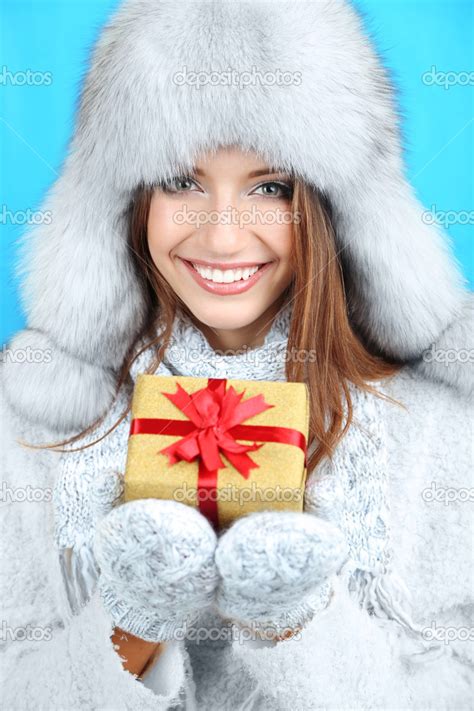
[2, 0, 471, 432]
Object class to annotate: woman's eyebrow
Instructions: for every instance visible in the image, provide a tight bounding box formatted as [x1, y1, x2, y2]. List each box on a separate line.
[193, 167, 286, 178]
[247, 168, 283, 178]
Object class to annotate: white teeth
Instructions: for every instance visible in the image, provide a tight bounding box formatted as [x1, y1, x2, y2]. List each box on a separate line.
[191, 263, 260, 283]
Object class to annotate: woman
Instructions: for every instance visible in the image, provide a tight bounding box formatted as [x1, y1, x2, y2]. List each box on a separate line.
[1, 1, 472, 708]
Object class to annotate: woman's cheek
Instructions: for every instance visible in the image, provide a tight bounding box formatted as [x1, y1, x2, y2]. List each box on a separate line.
[260, 220, 293, 262]
[148, 213, 185, 264]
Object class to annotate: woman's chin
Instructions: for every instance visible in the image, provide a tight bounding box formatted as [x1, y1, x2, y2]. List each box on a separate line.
[181, 301, 269, 336]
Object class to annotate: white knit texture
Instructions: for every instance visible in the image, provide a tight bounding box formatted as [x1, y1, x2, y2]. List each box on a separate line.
[305, 384, 392, 574]
[95, 499, 219, 641]
[214, 511, 348, 637]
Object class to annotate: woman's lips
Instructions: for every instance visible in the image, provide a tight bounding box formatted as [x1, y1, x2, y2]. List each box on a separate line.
[178, 258, 274, 295]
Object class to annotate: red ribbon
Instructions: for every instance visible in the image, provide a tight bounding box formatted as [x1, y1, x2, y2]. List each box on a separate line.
[129, 378, 307, 528]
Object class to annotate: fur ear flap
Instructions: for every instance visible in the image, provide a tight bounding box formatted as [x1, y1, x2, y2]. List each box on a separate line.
[331, 163, 467, 360]
[1, 329, 119, 433]
[14, 169, 146, 372]
[414, 293, 474, 399]
[1, 164, 146, 432]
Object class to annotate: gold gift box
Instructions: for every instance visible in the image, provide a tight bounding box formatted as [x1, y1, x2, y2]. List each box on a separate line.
[124, 374, 309, 530]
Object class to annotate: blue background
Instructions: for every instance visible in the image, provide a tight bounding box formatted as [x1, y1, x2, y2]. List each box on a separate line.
[1, 0, 473, 346]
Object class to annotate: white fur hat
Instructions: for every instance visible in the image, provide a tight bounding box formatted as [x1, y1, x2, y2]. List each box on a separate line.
[3, 0, 472, 431]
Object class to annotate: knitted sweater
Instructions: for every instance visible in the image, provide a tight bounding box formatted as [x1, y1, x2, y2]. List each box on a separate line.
[1, 306, 472, 709]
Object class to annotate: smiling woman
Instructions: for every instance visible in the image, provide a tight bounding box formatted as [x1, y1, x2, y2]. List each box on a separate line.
[1, 0, 472, 709]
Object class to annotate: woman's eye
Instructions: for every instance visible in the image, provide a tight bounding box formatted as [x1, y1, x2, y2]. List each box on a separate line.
[162, 176, 199, 193]
[251, 181, 293, 199]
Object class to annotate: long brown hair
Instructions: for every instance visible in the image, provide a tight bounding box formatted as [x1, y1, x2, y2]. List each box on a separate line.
[21, 180, 402, 471]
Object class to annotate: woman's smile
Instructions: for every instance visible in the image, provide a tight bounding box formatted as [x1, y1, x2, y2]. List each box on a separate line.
[177, 256, 275, 295]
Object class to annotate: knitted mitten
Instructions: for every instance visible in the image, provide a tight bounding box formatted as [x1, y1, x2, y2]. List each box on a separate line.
[214, 511, 348, 640]
[94, 495, 219, 643]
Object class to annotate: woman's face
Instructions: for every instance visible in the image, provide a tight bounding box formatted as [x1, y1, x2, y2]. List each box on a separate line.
[147, 146, 295, 349]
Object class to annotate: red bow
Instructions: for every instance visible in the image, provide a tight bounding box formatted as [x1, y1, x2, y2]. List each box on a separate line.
[159, 378, 273, 477]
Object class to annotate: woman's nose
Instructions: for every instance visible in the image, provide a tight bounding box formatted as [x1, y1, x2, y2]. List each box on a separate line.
[196, 199, 254, 254]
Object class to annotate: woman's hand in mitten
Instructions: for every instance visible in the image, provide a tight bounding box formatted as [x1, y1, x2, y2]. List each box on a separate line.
[93, 494, 219, 643]
[54, 467, 219, 643]
[215, 388, 390, 644]
[214, 509, 348, 642]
